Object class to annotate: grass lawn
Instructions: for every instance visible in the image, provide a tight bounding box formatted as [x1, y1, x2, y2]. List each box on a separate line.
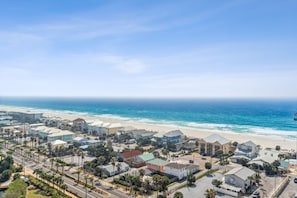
[27, 189, 49, 198]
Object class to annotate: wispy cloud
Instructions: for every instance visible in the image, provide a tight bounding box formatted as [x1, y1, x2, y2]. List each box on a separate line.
[99, 55, 147, 74]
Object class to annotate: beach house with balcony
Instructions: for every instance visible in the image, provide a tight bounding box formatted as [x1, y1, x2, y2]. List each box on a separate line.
[29, 126, 74, 143]
[198, 134, 232, 156]
[230, 140, 258, 163]
[72, 118, 87, 132]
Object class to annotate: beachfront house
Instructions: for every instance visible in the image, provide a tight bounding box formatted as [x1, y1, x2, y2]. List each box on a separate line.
[162, 130, 185, 144]
[72, 118, 88, 132]
[29, 126, 74, 143]
[248, 148, 281, 167]
[9, 111, 43, 123]
[162, 130, 186, 151]
[163, 163, 199, 180]
[87, 121, 123, 136]
[127, 129, 158, 140]
[198, 134, 232, 156]
[223, 167, 255, 194]
[0, 112, 13, 126]
[230, 140, 259, 163]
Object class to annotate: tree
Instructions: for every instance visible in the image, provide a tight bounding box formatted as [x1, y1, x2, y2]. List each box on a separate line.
[116, 163, 122, 172]
[174, 192, 184, 198]
[187, 174, 196, 186]
[232, 141, 238, 147]
[212, 179, 222, 187]
[111, 157, 117, 175]
[205, 162, 212, 171]
[139, 169, 145, 177]
[204, 189, 216, 198]
[75, 170, 81, 183]
[142, 179, 151, 195]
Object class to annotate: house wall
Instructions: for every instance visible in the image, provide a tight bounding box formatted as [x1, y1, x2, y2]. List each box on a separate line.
[225, 175, 245, 191]
[147, 164, 164, 172]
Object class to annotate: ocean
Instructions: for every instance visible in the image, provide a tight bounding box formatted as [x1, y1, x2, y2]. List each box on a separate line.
[0, 97, 297, 139]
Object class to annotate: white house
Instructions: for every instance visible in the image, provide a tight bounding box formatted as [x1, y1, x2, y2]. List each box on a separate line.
[223, 167, 255, 193]
[248, 148, 281, 167]
[230, 140, 258, 163]
[163, 163, 199, 180]
[102, 162, 129, 176]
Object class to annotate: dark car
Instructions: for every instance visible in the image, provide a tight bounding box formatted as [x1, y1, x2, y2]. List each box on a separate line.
[294, 177, 297, 183]
[252, 191, 260, 198]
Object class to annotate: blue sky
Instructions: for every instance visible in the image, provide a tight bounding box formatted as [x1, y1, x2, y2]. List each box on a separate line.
[0, 0, 297, 98]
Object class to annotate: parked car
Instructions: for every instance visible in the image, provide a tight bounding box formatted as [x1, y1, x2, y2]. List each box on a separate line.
[252, 191, 260, 198]
[294, 177, 297, 183]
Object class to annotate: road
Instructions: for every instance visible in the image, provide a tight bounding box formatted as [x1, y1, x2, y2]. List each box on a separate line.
[3, 144, 129, 198]
[279, 175, 297, 198]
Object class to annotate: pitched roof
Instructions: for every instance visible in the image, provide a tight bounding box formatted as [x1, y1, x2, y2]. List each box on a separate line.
[163, 130, 184, 137]
[73, 118, 85, 122]
[165, 163, 188, 169]
[147, 158, 168, 166]
[138, 153, 155, 162]
[225, 167, 255, 181]
[242, 140, 257, 147]
[52, 139, 67, 146]
[203, 134, 230, 144]
[121, 150, 142, 159]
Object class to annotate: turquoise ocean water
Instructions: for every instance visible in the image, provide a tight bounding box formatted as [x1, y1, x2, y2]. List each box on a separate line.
[0, 98, 297, 139]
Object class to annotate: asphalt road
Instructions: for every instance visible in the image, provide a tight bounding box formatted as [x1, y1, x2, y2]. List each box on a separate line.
[279, 175, 297, 198]
[4, 144, 129, 198]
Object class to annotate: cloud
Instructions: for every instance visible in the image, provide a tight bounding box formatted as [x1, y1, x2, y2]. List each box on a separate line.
[99, 55, 147, 74]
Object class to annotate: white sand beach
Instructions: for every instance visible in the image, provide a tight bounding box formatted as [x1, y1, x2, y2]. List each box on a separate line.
[1, 105, 297, 151]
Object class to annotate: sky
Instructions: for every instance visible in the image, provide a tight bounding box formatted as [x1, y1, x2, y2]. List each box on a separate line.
[0, 0, 297, 98]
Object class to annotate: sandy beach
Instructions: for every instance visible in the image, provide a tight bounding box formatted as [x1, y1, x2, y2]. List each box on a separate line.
[1, 105, 296, 151]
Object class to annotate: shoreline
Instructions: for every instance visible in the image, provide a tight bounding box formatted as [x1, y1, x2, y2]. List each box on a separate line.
[0, 105, 296, 150]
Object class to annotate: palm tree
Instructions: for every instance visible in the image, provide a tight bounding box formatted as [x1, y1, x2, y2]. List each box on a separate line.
[142, 178, 151, 195]
[116, 162, 122, 172]
[174, 191, 184, 198]
[110, 157, 117, 176]
[98, 156, 106, 167]
[75, 170, 81, 183]
[50, 158, 55, 169]
[61, 183, 68, 194]
[55, 162, 60, 172]
[139, 169, 145, 177]
[204, 189, 216, 198]
[89, 177, 94, 189]
[84, 175, 89, 187]
[61, 163, 65, 176]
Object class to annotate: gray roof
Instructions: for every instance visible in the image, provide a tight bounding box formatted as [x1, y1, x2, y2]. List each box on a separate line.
[165, 163, 199, 170]
[241, 140, 257, 147]
[163, 130, 184, 138]
[102, 162, 129, 172]
[203, 134, 230, 145]
[225, 167, 255, 181]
